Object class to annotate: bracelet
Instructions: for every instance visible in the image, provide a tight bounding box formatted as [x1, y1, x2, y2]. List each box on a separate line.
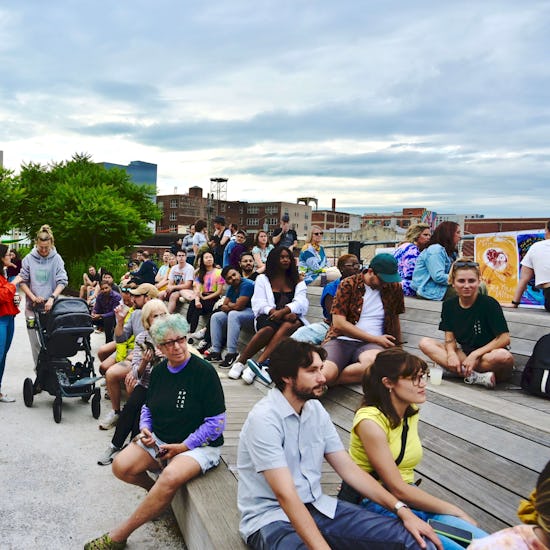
[511, 300, 520, 306]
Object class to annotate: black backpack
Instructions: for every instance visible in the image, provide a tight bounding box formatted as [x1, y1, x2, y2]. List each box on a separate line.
[521, 334, 550, 399]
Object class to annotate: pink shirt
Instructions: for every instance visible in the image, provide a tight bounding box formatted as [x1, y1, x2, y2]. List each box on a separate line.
[468, 525, 549, 550]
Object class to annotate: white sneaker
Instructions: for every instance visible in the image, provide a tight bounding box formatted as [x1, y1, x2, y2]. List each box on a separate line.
[241, 366, 256, 384]
[189, 327, 207, 340]
[228, 361, 246, 380]
[99, 410, 119, 430]
[464, 371, 496, 389]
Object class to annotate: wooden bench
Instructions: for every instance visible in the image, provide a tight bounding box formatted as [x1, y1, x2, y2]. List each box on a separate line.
[171, 286, 550, 548]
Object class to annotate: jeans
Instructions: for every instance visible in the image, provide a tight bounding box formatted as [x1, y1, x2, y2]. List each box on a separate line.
[361, 498, 488, 550]
[0, 316, 15, 389]
[247, 500, 436, 550]
[210, 309, 254, 354]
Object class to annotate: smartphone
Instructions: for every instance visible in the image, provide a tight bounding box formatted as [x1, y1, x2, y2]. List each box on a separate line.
[428, 519, 473, 547]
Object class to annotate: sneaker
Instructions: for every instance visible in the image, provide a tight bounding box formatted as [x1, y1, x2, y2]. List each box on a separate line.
[464, 371, 496, 389]
[228, 361, 246, 379]
[205, 351, 223, 362]
[99, 410, 119, 430]
[220, 352, 239, 369]
[241, 366, 256, 384]
[188, 327, 207, 340]
[84, 533, 127, 550]
[0, 393, 16, 403]
[196, 339, 209, 353]
[247, 359, 272, 385]
[97, 444, 121, 466]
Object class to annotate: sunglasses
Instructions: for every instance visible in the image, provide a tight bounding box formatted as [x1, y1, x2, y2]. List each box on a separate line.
[313, 232, 324, 236]
[454, 261, 479, 268]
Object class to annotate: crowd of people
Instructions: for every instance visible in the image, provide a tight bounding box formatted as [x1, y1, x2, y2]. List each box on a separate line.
[1, 217, 549, 550]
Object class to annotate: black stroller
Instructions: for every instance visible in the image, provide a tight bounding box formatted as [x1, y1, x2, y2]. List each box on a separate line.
[23, 297, 102, 423]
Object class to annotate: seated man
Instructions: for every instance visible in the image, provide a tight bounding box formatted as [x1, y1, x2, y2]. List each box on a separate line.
[79, 265, 100, 299]
[237, 338, 440, 550]
[159, 250, 195, 313]
[228, 230, 248, 269]
[131, 250, 158, 285]
[206, 265, 255, 371]
[91, 280, 121, 343]
[292, 254, 361, 344]
[154, 250, 173, 291]
[419, 260, 514, 389]
[240, 251, 258, 281]
[321, 253, 404, 386]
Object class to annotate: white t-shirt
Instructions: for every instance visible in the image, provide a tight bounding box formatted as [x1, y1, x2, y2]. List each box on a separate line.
[168, 263, 195, 286]
[521, 238, 550, 287]
[339, 286, 384, 341]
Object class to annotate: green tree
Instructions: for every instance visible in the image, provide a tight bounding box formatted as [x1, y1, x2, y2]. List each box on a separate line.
[0, 168, 25, 236]
[18, 153, 161, 261]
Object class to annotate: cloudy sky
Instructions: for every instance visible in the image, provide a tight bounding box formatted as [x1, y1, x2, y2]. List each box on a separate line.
[1, 1, 549, 217]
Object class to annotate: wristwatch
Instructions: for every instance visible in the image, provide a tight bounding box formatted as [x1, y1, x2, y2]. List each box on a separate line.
[49, 295, 56, 300]
[394, 501, 409, 513]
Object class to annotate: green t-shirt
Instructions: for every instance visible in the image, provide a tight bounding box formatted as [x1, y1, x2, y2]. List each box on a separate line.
[439, 294, 509, 353]
[146, 354, 225, 446]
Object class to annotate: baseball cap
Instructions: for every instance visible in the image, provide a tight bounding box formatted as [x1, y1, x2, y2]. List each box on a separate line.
[368, 253, 401, 283]
[282, 213, 290, 222]
[129, 283, 159, 298]
[213, 216, 225, 224]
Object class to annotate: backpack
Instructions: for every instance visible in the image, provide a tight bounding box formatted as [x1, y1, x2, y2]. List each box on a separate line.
[521, 334, 550, 399]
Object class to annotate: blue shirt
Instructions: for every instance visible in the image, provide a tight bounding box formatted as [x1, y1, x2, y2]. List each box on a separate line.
[237, 388, 344, 542]
[411, 244, 455, 301]
[321, 278, 341, 320]
[226, 277, 254, 303]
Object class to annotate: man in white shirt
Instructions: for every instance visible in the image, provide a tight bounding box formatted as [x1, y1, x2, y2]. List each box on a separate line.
[159, 250, 195, 313]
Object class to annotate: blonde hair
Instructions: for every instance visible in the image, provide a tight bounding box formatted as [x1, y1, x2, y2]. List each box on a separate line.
[35, 224, 55, 246]
[307, 225, 323, 244]
[141, 299, 168, 330]
[402, 223, 430, 245]
[448, 258, 481, 285]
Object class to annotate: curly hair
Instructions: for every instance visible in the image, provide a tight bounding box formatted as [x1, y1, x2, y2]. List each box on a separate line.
[265, 246, 299, 287]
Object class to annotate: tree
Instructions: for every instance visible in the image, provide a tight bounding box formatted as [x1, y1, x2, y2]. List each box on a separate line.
[18, 153, 161, 261]
[0, 168, 25, 236]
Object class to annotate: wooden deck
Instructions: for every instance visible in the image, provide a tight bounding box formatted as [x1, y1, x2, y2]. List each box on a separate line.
[172, 288, 550, 549]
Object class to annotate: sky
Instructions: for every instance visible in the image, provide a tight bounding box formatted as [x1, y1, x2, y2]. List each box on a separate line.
[1, 1, 549, 217]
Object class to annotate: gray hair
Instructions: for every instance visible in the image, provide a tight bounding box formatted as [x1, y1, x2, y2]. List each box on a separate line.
[149, 314, 189, 345]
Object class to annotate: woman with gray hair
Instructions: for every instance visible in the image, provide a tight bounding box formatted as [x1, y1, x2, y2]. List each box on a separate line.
[85, 313, 226, 550]
[393, 223, 431, 296]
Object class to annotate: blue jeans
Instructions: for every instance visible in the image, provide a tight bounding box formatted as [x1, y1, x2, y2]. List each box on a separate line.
[247, 500, 437, 550]
[361, 498, 488, 550]
[0, 315, 15, 389]
[210, 309, 254, 354]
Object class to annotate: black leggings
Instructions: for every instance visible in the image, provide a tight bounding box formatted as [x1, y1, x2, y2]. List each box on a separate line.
[111, 385, 147, 449]
[186, 298, 217, 333]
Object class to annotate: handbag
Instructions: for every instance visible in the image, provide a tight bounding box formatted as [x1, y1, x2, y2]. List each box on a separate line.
[338, 416, 410, 505]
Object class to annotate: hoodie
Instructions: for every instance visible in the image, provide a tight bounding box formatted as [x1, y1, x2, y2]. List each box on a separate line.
[20, 247, 68, 299]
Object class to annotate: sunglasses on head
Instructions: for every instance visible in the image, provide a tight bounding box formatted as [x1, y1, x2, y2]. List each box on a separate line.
[454, 261, 479, 268]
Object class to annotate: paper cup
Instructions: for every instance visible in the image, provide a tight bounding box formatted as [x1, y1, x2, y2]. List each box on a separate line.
[429, 366, 443, 385]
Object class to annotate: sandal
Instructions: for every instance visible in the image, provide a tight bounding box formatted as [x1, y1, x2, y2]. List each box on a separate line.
[0, 394, 15, 403]
[84, 533, 127, 550]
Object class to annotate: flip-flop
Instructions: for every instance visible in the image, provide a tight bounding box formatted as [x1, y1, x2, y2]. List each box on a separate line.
[0, 394, 16, 403]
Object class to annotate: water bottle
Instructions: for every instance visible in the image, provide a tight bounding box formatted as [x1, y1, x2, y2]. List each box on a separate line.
[26, 315, 35, 329]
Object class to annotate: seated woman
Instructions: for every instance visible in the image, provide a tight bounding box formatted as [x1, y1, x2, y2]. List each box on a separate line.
[298, 225, 340, 286]
[411, 221, 460, 300]
[97, 299, 168, 466]
[393, 223, 431, 296]
[344, 348, 488, 550]
[419, 260, 514, 389]
[230, 246, 309, 384]
[469, 459, 550, 549]
[85, 313, 225, 549]
[251, 230, 274, 274]
[186, 251, 225, 352]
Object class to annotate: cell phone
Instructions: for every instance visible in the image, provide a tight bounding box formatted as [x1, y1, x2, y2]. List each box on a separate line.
[428, 519, 473, 547]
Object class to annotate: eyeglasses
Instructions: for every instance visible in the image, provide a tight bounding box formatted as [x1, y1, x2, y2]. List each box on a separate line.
[454, 261, 479, 269]
[313, 232, 324, 236]
[158, 336, 187, 349]
[404, 372, 428, 386]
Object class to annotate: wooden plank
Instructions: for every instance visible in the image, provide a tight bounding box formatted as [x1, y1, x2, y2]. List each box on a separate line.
[420, 402, 549, 470]
[426, 382, 550, 436]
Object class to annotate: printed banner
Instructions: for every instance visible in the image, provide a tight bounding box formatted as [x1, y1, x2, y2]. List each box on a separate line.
[474, 231, 544, 307]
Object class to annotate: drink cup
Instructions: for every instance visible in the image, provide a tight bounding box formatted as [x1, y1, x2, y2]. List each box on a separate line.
[429, 365, 443, 386]
[13, 294, 21, 306]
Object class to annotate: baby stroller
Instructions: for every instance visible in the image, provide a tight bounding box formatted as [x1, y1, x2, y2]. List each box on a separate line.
[23, 297, 102, 423]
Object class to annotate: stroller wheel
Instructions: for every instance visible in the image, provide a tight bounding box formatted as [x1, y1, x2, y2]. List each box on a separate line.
[81, 395, 91, 403]
[23, 378, 34, 407]
[53, 397, 62, 423]
[91, 388, 101, 419]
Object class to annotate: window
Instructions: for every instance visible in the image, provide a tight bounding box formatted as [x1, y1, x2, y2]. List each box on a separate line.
[247, 218, 259, 226]
[157, 201, 164, 210]
[169, 212, 177, 221]
[239, 206, 244, 214]
[220, 203, 226, 212]
[265, 205, 278, 215]
[247, 206, 259, 214]
[169, 224, 177, 232]
[266, 218, 278, 226]
[170, 199, 178, 208]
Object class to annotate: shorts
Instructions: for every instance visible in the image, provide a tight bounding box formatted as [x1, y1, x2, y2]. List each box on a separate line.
[136, 433, 221, 474]
[322, 338, 382, 373]
[292, 322, 330, 345]
[255, 314, 303, 332]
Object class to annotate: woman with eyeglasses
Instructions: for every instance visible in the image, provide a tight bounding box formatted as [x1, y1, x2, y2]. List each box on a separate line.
[86, 313, 225, 549]
[419, 260, 514, 389]
[299, 225, 340, 286]
[393, 223, 432, 297]
[342, 348, 487, 549]
[19, 224, 68, 364]
[411, 221, 461, 301]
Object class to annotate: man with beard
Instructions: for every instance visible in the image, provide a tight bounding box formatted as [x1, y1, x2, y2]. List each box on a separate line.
[239, 251, 258, 281]
[321, 253, 404, 386]
[237, 339, 440, 550]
